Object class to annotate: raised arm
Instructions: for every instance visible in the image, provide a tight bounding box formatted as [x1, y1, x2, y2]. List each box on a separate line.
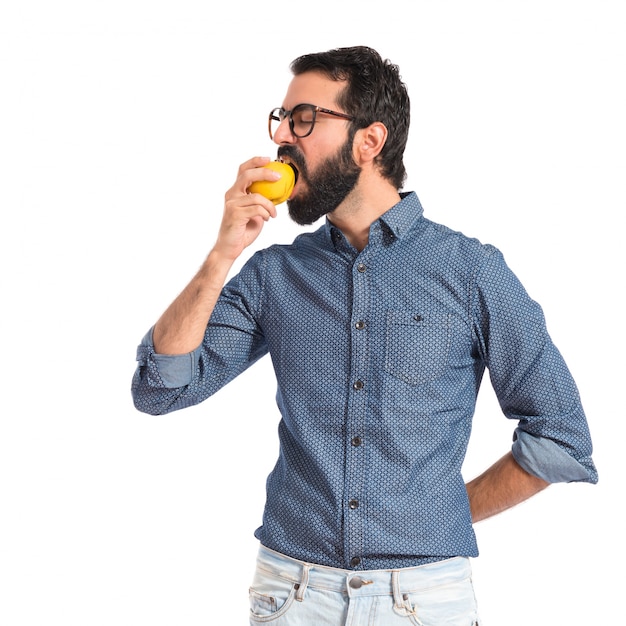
[152, 156, 281, 355]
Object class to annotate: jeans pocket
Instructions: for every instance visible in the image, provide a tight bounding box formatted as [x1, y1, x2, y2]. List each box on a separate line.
[394, 576, 479, 626]
[249, 579, 298, 622]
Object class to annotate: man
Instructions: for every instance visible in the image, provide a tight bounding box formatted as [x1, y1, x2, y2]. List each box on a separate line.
[132, 46, 597, 625]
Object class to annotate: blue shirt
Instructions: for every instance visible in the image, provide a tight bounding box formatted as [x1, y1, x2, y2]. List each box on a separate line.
[132, 192, 597, 570]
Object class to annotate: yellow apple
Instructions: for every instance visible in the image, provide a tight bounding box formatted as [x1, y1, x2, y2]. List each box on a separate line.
[249, 161, 296, 205]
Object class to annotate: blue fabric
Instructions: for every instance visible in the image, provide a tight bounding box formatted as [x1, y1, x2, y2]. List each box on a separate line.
[132, 191, 597, 570]
[249, 545, 480, 625]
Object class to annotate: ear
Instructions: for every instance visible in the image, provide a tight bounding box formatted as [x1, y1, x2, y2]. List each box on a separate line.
[353, 122, 388, 164]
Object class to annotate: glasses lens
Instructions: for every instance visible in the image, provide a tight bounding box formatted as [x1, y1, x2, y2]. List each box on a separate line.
[290, 104, 315, 138]
[269, 108, 283, 140]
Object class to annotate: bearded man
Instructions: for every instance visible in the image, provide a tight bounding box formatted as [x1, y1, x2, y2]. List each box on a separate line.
[132, 46, 597, 625]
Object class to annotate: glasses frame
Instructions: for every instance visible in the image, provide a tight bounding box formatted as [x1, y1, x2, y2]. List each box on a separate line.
[268, 103, 355, 140]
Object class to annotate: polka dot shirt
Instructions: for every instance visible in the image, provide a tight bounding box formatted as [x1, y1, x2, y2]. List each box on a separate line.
[132, 192, 597, 570]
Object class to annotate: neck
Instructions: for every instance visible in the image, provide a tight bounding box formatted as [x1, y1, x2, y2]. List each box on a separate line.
[328, 176, 401, 251]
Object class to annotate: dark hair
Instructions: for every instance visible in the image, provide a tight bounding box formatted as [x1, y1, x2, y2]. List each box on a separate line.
[290, 46, 410, 189]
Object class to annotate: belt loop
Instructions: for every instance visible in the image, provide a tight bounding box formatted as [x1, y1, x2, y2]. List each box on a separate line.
[296, 564, 310, 602]
[391, 570, 404, 609]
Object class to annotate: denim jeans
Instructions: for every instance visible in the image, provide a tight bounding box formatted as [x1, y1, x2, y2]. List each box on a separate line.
[249, 545, 480, 625]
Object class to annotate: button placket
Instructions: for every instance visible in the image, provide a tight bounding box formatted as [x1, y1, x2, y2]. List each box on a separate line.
[342, 255, 372, 569]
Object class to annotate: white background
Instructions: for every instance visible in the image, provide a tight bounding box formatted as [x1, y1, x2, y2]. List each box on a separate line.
[1, 1, 624, 624]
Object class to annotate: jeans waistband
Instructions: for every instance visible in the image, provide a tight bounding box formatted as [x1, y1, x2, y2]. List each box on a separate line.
[256, 545, 472, 601]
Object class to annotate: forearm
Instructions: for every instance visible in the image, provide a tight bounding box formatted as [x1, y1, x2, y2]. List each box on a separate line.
[466, 451, 549, 523]
[152, 249, 234, 355]
[151, 157, 281, 355]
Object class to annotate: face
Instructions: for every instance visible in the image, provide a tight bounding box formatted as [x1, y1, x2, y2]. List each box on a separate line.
[272, 72, 362, 225]
[278, 137, 360, 226]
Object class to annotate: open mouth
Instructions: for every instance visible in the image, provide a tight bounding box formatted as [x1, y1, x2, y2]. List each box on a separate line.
[278, 157, 299, 184]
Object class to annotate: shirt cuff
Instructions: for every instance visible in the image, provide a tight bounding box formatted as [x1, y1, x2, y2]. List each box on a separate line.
[511, 428, 591, 483]
[137, 327, 201, 389]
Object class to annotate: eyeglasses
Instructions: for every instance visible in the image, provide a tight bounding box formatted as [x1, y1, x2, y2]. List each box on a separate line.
[268, 103, 354, 140]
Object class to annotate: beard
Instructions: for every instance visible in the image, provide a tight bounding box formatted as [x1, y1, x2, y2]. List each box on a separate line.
[278, 138, 361, 226]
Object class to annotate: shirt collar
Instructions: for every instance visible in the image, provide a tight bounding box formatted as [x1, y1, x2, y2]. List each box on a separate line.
[378, 191, 424, 240]
[324, 191, 424, 251]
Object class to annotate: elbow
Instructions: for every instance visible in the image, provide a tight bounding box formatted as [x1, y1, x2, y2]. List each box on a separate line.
[133, 399, 168, 416]
[131, 383, 176, 416]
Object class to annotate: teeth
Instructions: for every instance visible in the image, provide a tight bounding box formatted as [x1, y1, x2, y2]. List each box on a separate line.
[279, 158, 298, 182]
[277, 156, 298, 182]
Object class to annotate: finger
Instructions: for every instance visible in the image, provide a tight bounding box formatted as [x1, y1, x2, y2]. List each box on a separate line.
[225, 194, 277, 222]
[238, 158, 285, 192]
[245, 193, 278, 219]
[237, 156, 272, 177]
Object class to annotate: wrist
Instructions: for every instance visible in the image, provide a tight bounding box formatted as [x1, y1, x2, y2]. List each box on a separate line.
[204, 248, 236, 281]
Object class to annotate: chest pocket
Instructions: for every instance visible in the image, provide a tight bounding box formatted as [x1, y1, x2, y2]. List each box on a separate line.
[384, 310, 451, 385]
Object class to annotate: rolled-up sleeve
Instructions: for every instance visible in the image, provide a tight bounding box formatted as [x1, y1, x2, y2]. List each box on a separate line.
[473, 249, 598, 484]
[131, 328, 205, 415]
[131, 251, 269, 416]
[136, 328, 201, 388]
[512, 428, 594, 483]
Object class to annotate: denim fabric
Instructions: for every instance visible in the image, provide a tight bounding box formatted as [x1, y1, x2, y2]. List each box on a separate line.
[132, 191, 597, 570]
[249, 545, 480, 625]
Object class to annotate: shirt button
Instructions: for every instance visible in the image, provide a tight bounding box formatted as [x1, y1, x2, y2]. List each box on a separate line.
[351, 436, 362, 447]
[349, 499, 359, 509]
[356, 263, 366, 273]
[350, 556, 361, 568]
[353, 380, 364, 390]
[355, 320, 365, 330]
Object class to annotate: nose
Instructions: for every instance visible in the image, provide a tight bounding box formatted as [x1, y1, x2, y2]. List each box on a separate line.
[272, 118, 296, 145]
